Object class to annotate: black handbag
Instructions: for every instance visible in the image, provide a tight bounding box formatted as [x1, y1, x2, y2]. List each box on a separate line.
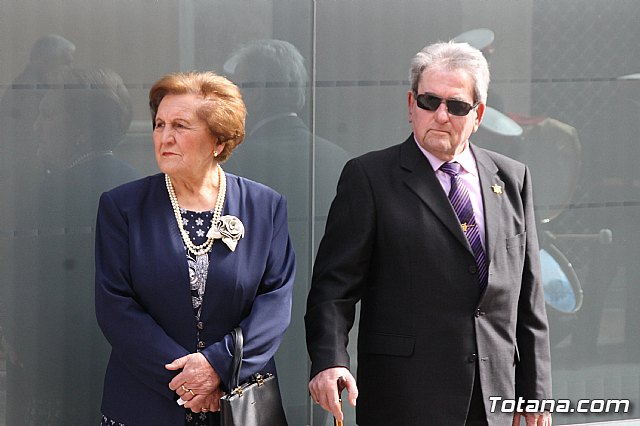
[220, 327, 288, 426]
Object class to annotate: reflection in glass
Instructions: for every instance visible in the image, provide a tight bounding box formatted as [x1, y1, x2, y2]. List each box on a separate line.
[223, 38, 350, 425]
[1, 65, 139, 425]
[541, 247, 581, 314]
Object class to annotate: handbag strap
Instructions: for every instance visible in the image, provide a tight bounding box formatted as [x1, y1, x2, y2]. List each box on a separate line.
[229, 327, 243, 391]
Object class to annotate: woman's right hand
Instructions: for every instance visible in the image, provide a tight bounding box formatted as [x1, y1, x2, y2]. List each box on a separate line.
[166, 352, 223, 412]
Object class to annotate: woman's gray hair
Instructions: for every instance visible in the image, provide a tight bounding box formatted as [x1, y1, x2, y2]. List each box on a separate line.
[409, 41, 490, 104]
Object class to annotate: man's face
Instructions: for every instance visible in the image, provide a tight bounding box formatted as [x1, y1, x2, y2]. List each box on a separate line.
[230, 61, 264, 129]
[407, 67, 485, 161]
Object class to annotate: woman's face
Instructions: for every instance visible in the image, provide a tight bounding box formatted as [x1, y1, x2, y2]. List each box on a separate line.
[153, 93, 220, 181]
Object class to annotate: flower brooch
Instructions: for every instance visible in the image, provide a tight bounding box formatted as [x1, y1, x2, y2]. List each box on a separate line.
[207, 215, 245, 252]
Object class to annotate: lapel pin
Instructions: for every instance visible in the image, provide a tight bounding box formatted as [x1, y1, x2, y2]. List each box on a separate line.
[461, 222, 475, 232]
[491, 184, 503, 195]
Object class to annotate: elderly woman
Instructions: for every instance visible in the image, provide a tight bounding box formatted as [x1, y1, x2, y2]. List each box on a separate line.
[95, 71, 295, 426]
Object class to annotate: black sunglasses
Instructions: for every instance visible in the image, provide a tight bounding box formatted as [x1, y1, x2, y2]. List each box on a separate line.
[414, 93, 479, 116]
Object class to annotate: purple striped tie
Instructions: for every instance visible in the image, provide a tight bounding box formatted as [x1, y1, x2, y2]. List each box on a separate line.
[440, 162, 488, 292]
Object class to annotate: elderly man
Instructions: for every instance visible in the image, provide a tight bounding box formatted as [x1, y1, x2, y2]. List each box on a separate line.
[306, 42, 552, 426]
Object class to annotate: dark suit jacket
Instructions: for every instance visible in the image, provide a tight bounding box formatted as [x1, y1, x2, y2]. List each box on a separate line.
[95, 172, 295, 426]
[305, 135, 551, 426]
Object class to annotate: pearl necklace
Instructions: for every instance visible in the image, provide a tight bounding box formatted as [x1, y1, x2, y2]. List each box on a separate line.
[165, 166, 226, 256]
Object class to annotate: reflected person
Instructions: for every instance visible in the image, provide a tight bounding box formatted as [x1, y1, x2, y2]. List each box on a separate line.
[2, 67, 139, 425]
[96, 71, 295, 426]
[224, 39, 349, 218]
[0, 34, 75, 223]
[223, 39, 349, 423]
[306, 42, 552, 426]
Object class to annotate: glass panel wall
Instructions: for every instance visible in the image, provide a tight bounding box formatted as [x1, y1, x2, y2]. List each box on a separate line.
[0, 1, 638, 425]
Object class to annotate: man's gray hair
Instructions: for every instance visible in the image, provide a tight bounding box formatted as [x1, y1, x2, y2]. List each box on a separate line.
[409, 41, 490, 104]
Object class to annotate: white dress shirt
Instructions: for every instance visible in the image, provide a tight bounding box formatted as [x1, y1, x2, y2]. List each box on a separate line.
[414, 138, 486, 250]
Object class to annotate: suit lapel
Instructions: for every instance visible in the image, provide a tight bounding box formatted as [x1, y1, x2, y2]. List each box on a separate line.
[160, 181, 191, 273]
[400, 137, 472, 252]
[472, 145, 503, 264]
[206, 172, 237, 280]
[201, 172, 240, 315]
[149, 175, 194, 321]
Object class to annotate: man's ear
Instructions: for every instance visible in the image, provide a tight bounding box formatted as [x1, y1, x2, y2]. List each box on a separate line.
[473, 102, 486, 132]
[407, 91, 415, 123]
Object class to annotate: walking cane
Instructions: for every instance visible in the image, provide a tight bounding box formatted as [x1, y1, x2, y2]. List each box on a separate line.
[334, 376, 347, 426]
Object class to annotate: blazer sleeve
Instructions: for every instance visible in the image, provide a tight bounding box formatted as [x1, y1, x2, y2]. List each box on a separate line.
[95, 191, 190, 400]
[201, 193, 296, 388]
[515, 165, 553, 400]
[305, 158, 375, 378]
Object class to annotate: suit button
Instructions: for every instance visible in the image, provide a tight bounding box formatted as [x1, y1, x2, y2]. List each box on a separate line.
[474, 309, 485, 317]
[197, 340, 206, 349]
[469, 265, 477, 274]
[468, 354, 477, 363]
[197, 321, 204, 330]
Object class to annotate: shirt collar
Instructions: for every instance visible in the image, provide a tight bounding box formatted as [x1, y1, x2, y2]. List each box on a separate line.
[413, 135, 478, 177]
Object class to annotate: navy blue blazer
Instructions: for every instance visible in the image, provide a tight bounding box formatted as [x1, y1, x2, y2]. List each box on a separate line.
[95, 172, 295, 426]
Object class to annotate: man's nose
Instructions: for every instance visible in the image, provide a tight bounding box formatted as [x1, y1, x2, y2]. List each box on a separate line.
[434, 102, 450, 122]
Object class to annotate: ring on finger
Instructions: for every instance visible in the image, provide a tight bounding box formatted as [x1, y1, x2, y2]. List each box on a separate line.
[181, 385, 189, 393]
[189, 389, 195, 396]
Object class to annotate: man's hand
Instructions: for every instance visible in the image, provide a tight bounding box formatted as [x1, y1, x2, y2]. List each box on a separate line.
[308, 367, 358, 422]
[512, 411, 552, 426]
